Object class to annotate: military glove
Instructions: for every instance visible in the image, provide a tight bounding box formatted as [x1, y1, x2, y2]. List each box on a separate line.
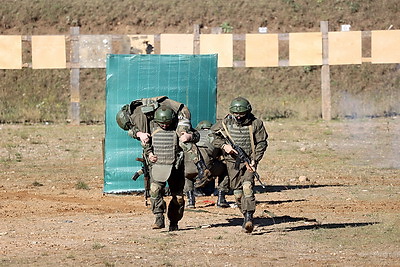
[137, 131, 150, 144]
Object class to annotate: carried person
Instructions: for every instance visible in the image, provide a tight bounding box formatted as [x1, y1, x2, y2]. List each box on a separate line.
[116, 96, 211, 183]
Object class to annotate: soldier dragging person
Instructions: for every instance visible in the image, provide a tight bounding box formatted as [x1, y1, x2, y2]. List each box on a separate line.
[143, 106, 187, 231]
[116, 96, 212, 231]
[116, 96, 211, 189]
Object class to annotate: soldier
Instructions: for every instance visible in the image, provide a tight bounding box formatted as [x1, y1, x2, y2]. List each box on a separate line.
[184, 120, 230, 209]
[143, 106, 187, 231]
[116, 96, 210, 186]
[211, 97, 268, 233]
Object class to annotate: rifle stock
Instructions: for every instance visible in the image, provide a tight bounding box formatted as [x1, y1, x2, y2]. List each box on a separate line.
[133, 157, 151, 206]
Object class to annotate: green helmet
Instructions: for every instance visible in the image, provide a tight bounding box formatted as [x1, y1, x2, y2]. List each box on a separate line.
[154, 106, 176, 125]
[196, 120, 213, 130]
[116, 105, 132, 130]
[229, 97, 252, 114]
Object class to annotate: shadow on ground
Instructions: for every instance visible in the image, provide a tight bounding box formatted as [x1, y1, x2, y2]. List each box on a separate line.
[210, 215, 379, 236]
[254, 184, 346, 194]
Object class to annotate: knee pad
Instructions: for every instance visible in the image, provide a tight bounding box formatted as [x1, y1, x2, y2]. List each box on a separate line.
[233, 189, 243, 202]
[150, 182, 162, 198]
[242, 181, 253, 197]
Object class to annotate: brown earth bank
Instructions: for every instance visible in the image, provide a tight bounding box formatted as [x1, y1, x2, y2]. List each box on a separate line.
[1, 118, 399, 266]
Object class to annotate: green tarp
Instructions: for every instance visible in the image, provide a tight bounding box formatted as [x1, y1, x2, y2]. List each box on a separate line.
[104, 54, 218, 193]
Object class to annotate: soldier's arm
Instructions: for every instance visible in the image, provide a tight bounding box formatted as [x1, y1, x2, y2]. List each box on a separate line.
[253, 119, 268, 163]
[162, 99, 191, 120]
[210, 121, 226, 149]
[127, 106, 150, 140]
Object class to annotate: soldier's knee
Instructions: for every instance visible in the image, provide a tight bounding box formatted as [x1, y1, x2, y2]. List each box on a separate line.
[242, 181, 253, 197]
[150, 183, 162, 198]
[233, 189, 243, 202]
[175, 195, 185, 205]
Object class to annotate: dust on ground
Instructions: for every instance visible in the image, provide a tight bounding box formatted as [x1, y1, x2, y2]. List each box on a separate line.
[0, 118, 399, 266]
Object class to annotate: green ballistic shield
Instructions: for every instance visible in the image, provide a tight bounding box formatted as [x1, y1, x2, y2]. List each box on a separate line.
[104, 54, 217, 193]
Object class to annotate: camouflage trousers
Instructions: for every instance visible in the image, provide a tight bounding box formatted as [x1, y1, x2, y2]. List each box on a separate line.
[225, 161, 256, 213]
[150, 166, 185, 223]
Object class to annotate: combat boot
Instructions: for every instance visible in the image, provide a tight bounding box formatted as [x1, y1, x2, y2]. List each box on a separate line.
[186, 190, 196, 208]
[169, 221, 179, 231]
[242, 211, 254, 233]
[152, 214, 165, 229]
[216, 191, 229, 208]
[193, 187, 205, 197]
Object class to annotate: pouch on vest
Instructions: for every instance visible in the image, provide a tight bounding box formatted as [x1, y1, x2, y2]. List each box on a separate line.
[151, 164, 172, 182]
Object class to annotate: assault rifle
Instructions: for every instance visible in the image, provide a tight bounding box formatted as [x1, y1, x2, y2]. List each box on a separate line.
[218, 130, 266, 188]
[132, 157, 151, 206]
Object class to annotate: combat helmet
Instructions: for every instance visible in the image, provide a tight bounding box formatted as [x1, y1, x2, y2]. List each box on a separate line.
[196, 120, 213, 130]
[154, 106, 176, 128]
[229, 97, 252, 114]
[116, 104, 132, 130]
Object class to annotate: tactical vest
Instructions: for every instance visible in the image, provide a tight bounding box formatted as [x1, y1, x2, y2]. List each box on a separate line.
[197, 129, 212, 148]
[151, 127, 178, 165]
[227, 123, 252, 156]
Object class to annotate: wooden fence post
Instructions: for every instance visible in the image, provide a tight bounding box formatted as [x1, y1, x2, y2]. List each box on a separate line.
[70, 27, 80, 125]
[321, 21, 331, 120]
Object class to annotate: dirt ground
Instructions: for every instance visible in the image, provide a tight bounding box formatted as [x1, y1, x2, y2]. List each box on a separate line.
[0, 118, 399, 266]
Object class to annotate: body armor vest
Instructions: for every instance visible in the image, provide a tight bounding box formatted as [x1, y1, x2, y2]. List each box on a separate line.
[152, 128, 178, 165]
[197, 129, 212, 148]
[228, 123, 252, 156]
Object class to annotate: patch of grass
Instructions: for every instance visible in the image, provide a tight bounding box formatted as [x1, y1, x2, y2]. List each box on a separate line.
[92, 243, 105, 250]
[32, 181, 44, 187]
[66, 254, 75, 259]
[17, 131, 30, 140]
[15, 153, 22, 162]
[30, 139, 44, 145]
[220, 22, 233, 33]
[75, 181, 90, 190]
[162, 261, 173, 267]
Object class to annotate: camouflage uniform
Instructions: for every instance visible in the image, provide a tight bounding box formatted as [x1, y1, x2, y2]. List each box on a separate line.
[184, 125, 229, 208]
[143, 106, 186, 231]
[211, 97, 268, 233]
[117, 96, 209, 181]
